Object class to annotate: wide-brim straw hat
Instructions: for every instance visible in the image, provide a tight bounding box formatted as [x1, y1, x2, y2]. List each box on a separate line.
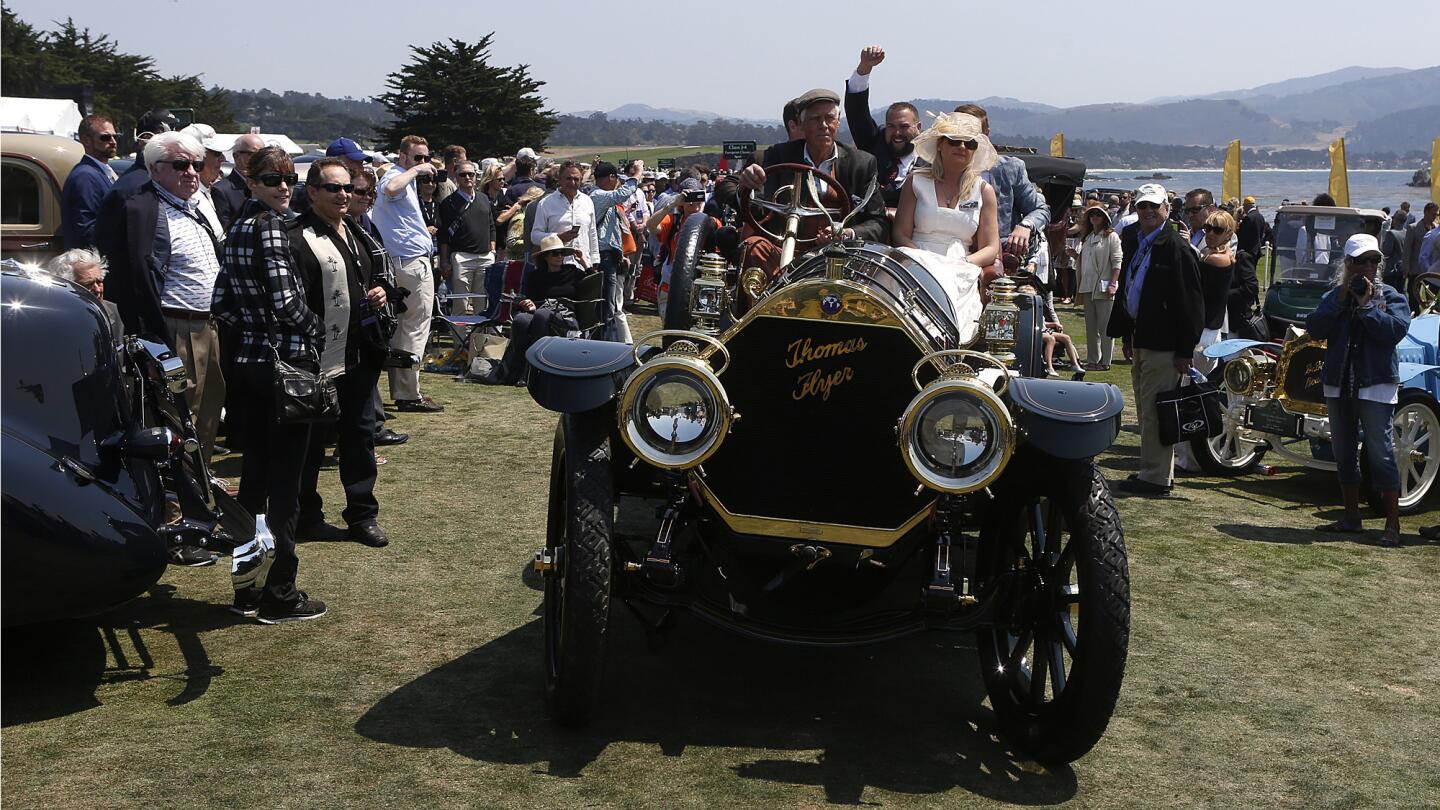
[1083, 200, 1112, 225]
[516, 186, 546, 206]
[911, 112, 998, 174]
[534, 234, 581, 260]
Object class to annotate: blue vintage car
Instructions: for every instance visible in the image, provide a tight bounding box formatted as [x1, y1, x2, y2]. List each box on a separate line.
[1196, 313, 1440, 513]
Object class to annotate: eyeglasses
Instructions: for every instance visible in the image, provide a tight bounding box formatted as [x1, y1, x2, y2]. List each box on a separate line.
[1349, 254, 1382, 265]
[456, 171, 476, 178]
[417, 175, 436, 184]
[317, 182, 355, 194]
[803, 113, 841, 126]
[1135, 201, 1161, 211]
[163, 159, 205, 173]
[409, 153, 430, 163]
[943, 137, 979, 150]
[351, 187, 375, 197]
[1205, 224, 1228, 235]
[95, 133, 117, 142]
[256, 172, 299, 187]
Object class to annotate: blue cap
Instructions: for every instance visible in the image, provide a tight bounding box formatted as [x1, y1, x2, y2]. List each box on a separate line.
[325, 138, 368, 162]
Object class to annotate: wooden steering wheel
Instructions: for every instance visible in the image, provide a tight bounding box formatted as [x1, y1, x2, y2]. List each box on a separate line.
[1410, 272, 1440, 316]
[739, 162, 852, 247]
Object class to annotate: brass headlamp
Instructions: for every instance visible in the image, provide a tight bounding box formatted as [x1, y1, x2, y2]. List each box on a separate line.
[689, 252, 729, 334]
[980, 276, 1020, 367]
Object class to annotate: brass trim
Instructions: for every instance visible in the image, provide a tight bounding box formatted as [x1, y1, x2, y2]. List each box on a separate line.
[693, 476, 934, 548]
[714, 278, 933, 358]
[617, 356, 732, 470]
[1275, 334, 1328, 417]
[897, 378, 1016, 494]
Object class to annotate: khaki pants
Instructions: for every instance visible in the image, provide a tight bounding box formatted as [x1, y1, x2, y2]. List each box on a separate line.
[165, 313, 226, 460]
[388, 255, 434, 402]
[450, 251, 491, 314]
[1131, 347, 1181, 487]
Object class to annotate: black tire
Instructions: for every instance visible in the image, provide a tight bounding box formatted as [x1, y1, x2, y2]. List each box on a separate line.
[1362, 392, 1440, 516]
[662, 212, 718, 333]
[542, 410, 615, 726]
[978, 451, 1131, 766]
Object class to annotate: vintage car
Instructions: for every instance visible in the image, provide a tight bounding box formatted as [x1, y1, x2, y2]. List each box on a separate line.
[522, 164, 1132, 765]
[1, 132, 84, 265]
[1194, 298, 1440, 513]
[1, 265, 249, 625]
[1262, 204, 1387, 337]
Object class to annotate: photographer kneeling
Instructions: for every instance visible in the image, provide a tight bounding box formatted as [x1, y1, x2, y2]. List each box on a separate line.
[289, 157, 395, 548]
[1306, 234, 1410, 547]
[483, 235, 586, 385]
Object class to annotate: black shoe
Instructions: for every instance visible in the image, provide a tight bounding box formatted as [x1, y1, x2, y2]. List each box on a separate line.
[296, 520, 349, 542]
[230, 587, 262, 618]
[1116, 475, 1171, 496]
[257, 592, 328, 624]
[351, 521, 390, 548]
[212, 444, 231, 456]
[374, 428, 410, 446]
[394, 397, 444, 413]
[169, 544, 218, 567]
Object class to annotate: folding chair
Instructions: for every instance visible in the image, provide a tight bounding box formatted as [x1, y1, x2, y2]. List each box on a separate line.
[556, 270, 607, 339]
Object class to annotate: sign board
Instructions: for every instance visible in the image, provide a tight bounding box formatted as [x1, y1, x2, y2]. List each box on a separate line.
[657, 158, 676, 170]
[723, 141, 757, 159]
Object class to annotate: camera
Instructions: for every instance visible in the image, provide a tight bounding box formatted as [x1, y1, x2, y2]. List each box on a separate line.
[1348, 275, 1370, 299]
[434, 169, 448, 184]
[684, 189, 705, 203]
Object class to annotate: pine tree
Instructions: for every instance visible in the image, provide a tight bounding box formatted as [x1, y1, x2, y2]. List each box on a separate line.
[374, 35, 556, 157]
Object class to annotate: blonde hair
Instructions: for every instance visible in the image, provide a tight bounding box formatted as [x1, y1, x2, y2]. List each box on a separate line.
[1206, 209, 1236, 239]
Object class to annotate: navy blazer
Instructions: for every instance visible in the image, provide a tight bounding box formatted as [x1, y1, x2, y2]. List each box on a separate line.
[61, 156, 114, 249]
[212, 169, 248, 232]
[758, 140, 889, 244]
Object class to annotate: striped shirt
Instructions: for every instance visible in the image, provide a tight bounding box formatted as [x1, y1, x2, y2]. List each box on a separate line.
[155, 184, 223, 312]
[212, 200, 322, 364]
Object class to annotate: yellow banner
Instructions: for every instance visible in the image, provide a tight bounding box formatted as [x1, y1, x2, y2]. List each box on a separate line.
[1050, 133, 1064, 158]
[1328, 138, 1350, 207]
[1432, 137, 1439, 206]
[1222, 140, 1241, 203]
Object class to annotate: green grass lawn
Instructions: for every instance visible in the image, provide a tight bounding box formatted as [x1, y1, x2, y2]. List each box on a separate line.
[3, 307, 1439, 809]
[545, 145, 722, 164]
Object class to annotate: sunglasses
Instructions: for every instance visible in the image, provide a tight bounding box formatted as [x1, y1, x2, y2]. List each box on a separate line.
[1205, 224, 1228, 234]
[256, 172, 299, 187]
[163, 159, 205, 173]
[455, 171, 476, 178]
[943, 137, 980, 150]
[1350, 254, 1382, 265]
[409, 154, 430, 163]
[1135, 201, 1161, 212]
[95, 133, 118, 142]
[351, 188, 375, 198]
[417, 175, 436, 184]
[317, 182, 355, 194]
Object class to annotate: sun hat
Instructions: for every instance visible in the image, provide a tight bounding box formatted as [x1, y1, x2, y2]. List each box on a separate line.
[1344, 233, 1382, 259]
[1134, 183, 1167, 206]
[180, 123, 232, 155]
[534, 233, 581, 260]
[516, 186, 547, 206]
[910, 112, 997, 174]
[1084, 200, 1112, 225]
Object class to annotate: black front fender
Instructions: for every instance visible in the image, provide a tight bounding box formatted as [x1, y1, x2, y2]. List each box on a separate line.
[1007, 377, 1125, 460]
[526, 337, 636, 414]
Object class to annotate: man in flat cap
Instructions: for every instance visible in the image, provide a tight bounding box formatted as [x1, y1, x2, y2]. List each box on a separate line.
[739, 88, 888, 281]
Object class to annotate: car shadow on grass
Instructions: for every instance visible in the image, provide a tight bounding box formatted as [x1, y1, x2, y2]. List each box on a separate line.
[1215, 522, 1440, 547]
[355, 612, 1079, 805]
[2, 583, 243, 726]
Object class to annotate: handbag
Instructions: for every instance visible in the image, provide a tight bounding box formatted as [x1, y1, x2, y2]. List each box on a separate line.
[1156, 368, 1225, 445]
[271, 346, 340, 425]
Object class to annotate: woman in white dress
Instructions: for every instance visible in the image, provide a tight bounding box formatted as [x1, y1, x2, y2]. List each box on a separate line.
[892, 112, 1000, 344]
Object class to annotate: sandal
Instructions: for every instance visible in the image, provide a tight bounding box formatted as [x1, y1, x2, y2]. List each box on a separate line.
[1379, 529, 1402, 548]
[1314, 519, 1363, 534]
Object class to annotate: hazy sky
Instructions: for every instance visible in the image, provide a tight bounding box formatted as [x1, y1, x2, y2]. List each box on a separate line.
[8, 0, 1437, 119]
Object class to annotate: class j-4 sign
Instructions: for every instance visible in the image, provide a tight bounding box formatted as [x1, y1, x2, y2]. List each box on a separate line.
[657, 158, 676, 170]
[723, 141, 757, 159]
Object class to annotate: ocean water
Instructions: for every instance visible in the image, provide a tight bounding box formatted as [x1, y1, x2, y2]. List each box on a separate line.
[1082, 169, 1432, 213]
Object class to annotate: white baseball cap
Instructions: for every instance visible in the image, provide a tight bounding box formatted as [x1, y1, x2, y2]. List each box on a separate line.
[180, 123, 233, 155]
[1344, 233, 1382, 259]
[1134, 183, 1167, 206]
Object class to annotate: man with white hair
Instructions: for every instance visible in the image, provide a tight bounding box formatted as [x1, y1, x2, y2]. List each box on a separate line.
[46, 248, 123, 338]
[102, 129, 228, 462]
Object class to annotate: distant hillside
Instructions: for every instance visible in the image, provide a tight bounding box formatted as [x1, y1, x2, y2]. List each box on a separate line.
[1347, 104, 1440, 154]
[1250, 66, 1440, 125]
[227, 88, 390, 144]
[1148, 65, 1412, 103]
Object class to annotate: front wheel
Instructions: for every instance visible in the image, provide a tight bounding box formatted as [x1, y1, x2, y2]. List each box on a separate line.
[1364, 393, 1440, 515]
[542, 410, 615, 725]
[1191, 393, 1266, 475]
[978, 452, 1131, 765]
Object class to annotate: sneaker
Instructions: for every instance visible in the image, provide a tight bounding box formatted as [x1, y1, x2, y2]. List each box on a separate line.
[395, 397, 444, 413]
[169, 544, 218, 567]
[230, 587, 262, 618]
[257, 592, 328, 624]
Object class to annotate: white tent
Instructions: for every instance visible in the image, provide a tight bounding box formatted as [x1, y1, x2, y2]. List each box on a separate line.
[213, 132, 304, 157]
[0, 97, 83, 139]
